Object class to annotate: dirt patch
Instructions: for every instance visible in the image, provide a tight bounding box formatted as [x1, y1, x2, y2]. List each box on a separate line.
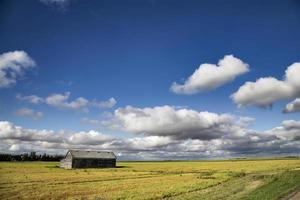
[289, 191, 300, 200]
[247, 180, 262, 190]
[281, 188, 300, 200]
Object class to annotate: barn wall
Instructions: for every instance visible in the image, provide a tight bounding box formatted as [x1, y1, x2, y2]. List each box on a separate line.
[73, 158, 116, 168]
[65, 151, 72, 161]
[60, 160, 72, 169]
[59, 151, 73, 169]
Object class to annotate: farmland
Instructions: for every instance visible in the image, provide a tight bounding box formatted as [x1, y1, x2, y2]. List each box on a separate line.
[0, 159, 300, 200]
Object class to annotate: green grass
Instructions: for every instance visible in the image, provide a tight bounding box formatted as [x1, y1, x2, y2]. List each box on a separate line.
[0, 159, 299, 200]
[241, 170, 300, 200]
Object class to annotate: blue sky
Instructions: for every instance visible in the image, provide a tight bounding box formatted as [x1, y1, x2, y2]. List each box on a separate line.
[0, 0, 300, 159]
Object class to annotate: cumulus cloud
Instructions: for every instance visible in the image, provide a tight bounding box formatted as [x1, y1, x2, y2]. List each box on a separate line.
[0, 121, 113, 151]
[232, 62, 300, 108]
[266, 120, 300, 141]
[283, 98, 300, 113]
[16, 94, 43, 104]
[15, 108, 43, 120]
[92, 97, 117, 109]
[80, 118, 102, 126]
[126, 136, 175, 150]
[281, 120, 300, 129]
[45, 92, 89, 111]
[171, 55, 249, 94]
[0, 119, 299, 159]
[17, 92, 117, 112]
[236, 117, 255, 127]
[106, 136, 177, 153]
[106, 105, 248, 140]
[39, 0, 69, 6]
[9, 144, 21, 151]
[40, 0, 68, 3]
[0, 50, 36, 88]
[0, 121, 61, 143]
[68, 130, 113, 145]
[102, 105, 299, 158]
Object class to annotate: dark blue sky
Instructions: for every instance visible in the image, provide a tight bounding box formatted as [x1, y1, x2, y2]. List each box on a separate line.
[1, 0, 300, 133]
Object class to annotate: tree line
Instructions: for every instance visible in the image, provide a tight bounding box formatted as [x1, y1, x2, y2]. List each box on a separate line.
[0, 152, 64, 161]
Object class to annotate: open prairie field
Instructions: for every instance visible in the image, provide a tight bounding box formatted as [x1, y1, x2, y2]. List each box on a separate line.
[0, 159, 300, 200]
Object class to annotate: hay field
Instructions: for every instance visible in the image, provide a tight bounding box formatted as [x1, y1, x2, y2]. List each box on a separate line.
[0, 159, 300, 200]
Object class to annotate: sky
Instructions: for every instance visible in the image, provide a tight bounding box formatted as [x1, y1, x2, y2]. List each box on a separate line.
[0, 0, 300, 160]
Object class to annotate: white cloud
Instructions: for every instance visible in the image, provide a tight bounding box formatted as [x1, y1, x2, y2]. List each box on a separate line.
[232, 62, 300, 108]
[0, 119, 299, 159]
[126, 136, 175, 150]
[68, 130, 113, 145]
[17, 92, 117, 112]
[106, 105, 246, 140]
[80, 118, 102, 126]
[15, 108, 43, 120]
[281, 120, 300, 130]
[171, 55, 249, 94]
[39, 0, 69, 5]
[0, 121, 113, 149]
[283, 98, 300, 113]
[45, 92, 89, 112]
[16, 94, 44, 104]
[0, 50, 36, 88]
[40, 0, 68, 3]
[9, 144, 20, 151]
[39, 0, 71, 11]
[92, 97, 117, 109]
[0, 121, 61, 143]
[266, 120, 300, 141]
[236, 117, 255, 127]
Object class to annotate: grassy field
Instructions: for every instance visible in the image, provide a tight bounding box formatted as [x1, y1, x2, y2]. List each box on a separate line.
[0, 159, 300, 200]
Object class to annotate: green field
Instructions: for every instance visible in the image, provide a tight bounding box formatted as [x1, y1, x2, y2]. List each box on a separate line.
[0, 159, 300, 200]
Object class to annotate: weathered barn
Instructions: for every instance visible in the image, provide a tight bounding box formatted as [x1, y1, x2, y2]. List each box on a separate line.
[60, 150, 116, 169]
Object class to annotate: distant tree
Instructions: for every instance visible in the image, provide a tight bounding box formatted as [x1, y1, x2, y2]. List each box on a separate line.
[30, 152, 36, 161]
[0, 152, 63, 162]
[21, 153, 29, 161]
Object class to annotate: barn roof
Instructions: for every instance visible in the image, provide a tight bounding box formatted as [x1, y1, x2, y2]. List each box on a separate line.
[68, 150, 116, 159]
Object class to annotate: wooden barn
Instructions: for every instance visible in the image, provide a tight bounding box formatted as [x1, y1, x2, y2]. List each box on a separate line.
[60, 150, 116, 169]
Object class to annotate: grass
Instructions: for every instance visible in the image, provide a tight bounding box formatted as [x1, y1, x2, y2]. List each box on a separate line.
[240, 169, 300, 200]
[0, 159, 299, 199]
